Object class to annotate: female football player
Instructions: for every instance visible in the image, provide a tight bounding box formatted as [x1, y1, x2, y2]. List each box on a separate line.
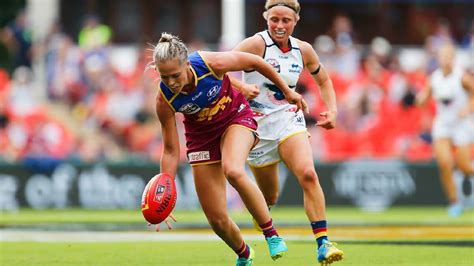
[151, 32, 307, 265]
[416, 43, 474, 217]
[231, 1, 343, 264]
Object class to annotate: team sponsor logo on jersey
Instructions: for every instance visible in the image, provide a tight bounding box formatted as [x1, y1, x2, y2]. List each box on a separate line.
[248, 150, 264, 159]
[188, 151, 210, 162]
[207, 85, 221, 99]
[296, 115, 304, 125]
[289, 63, 302, 73]
[266, 58, 280, 73]
[179, 103, 201, 114]
[192, 91, 203, 101]
[238, 103, 246, 113]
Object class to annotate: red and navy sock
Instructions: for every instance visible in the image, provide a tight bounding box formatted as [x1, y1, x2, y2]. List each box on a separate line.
[311, 220, 328, 248]
[259, 219, 278, 238]
[236, 242, 250, 259]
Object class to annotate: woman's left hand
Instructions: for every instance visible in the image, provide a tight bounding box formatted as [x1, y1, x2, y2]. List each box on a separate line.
[316, 110, 337, 129]
[241, 83, 260, 100]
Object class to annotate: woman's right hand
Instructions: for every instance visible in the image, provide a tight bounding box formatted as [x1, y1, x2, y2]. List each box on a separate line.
[284, 90, 309, 113]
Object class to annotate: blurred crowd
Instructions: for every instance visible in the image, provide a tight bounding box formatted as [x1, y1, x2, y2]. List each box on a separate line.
[0, 11, 472, 163]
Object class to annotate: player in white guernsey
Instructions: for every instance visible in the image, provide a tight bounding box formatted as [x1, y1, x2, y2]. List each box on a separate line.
[416, 44, 474, 217]
[231, 1, 343, 264]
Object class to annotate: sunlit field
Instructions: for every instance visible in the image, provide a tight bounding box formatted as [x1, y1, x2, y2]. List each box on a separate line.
[2, 241, 473, 266]
[1, 207, 473, 265]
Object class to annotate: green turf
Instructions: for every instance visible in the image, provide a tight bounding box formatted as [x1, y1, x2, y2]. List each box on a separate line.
[1, 207, 473, 226]
[1, 241, 472, 265]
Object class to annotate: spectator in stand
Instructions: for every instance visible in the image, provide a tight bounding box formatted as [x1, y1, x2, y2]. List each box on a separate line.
[338, 53, 385, 133]
[43, 21, 85, 103]
[73, 128, 124, 162]
[425, 18, 455, 73]
[461, 20, 473, 49]
[0, 93, 13, 161]
[7, 66, 42, 118]
[79, 15, 113, 93]
[0, 9, 32, 69]
[461, 20, 474, 74]
[370, 36, 392, 69]
[416, 43, 474, 217]
[47, 35, 85, 103]
[327, 14, 360, 79]
[313, 35, 336, 74]
[0, 68, 9, 96]
[78, 15, 112, 51]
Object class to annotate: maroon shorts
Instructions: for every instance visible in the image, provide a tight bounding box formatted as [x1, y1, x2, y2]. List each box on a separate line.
[185, 110, 257, 166]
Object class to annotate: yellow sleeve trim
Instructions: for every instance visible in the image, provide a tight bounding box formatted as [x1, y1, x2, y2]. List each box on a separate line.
[159, 87, 177, 112]
[189, 65, 199, 87]
[169, 92, 180, 103]
[198, 72, 212, 81]
[198, 51, 223, 80]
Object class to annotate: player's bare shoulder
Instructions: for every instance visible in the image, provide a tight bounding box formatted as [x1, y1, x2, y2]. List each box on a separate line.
[295, 39, 318, 58]
[233, 34, 265, 56]
[295, 38, 320, 68]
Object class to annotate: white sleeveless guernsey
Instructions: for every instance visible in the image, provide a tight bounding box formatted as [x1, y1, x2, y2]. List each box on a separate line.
[430, 68, 472, 145]
[243, 30, 305, 141]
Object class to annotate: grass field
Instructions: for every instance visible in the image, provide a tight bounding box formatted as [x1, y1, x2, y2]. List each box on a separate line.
[1, 207, 473, 265]
[2, 241, 473, 265]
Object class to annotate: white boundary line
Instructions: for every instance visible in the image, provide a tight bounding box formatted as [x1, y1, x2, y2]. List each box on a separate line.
[0, 230, 316, 242]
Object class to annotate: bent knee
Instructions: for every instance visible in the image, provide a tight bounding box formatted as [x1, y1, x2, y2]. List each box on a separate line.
[223, 167, 246, 185]
[297, 168, 319, 186]
[208, 216, 231, 232]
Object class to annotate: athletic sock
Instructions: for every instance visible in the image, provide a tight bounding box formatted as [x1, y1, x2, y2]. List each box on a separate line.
[259, 219, 278, 238]
[462, 174, 472, 196]
[311, 220, 328, 248]
[236, 242, 250, 259]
